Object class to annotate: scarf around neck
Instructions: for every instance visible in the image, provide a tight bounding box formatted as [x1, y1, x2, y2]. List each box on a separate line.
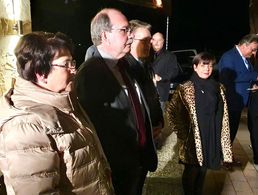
[190, 72, 223, 169]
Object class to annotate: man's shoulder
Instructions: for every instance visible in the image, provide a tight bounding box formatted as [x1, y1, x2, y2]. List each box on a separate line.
[161, 50, 177, 63]
[161, 49, 175, 57]
[78, 56, 105, 72]
[85, 45, 98, 61]
[154, 50, 176, 63]
[1, 103, 64, 134]
[221, 47, 238, 59]
[124, 54, 141, 69]
[124, 53, 136, 63]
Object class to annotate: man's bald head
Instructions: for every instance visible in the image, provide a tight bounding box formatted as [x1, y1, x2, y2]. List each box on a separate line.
[151, 32, 164, 52]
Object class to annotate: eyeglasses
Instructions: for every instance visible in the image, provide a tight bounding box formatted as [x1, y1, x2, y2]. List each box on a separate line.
[133, 37, 152, 43]
[52, 59, 76, 70]
[111, 27, 132, 34]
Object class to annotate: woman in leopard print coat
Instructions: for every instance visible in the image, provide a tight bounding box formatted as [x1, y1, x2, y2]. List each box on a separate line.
[166, 52, 233, 195]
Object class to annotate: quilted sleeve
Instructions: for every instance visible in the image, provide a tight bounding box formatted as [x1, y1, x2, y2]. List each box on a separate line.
[0, 119, 61, 195]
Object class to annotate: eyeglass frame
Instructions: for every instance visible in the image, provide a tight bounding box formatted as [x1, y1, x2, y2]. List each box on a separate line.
[52, 59, 76, 70]
[133, 37, 152, 43]
[110, 26, 132, 34]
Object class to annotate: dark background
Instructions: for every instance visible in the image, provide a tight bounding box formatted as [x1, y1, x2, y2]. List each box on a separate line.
[31, 0, 251, 65]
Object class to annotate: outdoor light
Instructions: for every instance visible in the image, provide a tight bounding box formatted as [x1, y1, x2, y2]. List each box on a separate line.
[11, 0, 23, 35]
[0, 0, 30, 95]
[154, 0, 163, 8]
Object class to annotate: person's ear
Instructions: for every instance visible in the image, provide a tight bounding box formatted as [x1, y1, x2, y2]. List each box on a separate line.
[101, 31, 108, 43]
[102, 30, 113, 46]
[36, 73, 47, 84]
[193, 64, 197, 71]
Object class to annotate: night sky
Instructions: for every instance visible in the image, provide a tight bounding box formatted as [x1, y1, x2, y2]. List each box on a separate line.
[31, 0, 250, 64]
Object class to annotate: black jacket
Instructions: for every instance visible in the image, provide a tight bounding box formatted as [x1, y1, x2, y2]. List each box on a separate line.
[75, 49, 158, 172]
[125, 53, 164, 127]
[152, 48, 179, 101]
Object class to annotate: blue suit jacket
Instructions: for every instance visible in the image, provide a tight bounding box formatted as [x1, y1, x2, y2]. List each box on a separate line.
[218, 46, 258, 110]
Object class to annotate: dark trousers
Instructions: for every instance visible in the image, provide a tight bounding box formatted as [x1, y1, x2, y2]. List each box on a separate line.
[160, 101, 166, 112]
[0, 175, 6, 195]
[248, 91, 258, 164]
[111, 167, 148, 195]
[228, 108, 242, 143]
[182, 164, 207, 195]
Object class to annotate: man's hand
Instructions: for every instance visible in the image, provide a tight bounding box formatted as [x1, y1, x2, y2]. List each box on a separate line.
[248, 84, 258, 91]
[152, 123, 163, 141]
[154, 74, 162, 82]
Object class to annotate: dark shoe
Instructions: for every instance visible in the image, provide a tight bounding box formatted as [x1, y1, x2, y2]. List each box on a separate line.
[222, 162, 233, 171]
[232, 158, 241, 166]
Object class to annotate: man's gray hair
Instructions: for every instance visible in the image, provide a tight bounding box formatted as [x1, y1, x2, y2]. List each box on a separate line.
[239, 34, 258, 45]
[90, 8, 112, 46]
[129, 19, 151, 33]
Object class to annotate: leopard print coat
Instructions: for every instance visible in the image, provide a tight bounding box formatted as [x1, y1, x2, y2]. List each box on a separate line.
[166, 81, 233, 166]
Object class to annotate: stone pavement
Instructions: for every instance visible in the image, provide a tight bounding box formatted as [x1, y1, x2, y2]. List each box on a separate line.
[144, 111, 258, 195]
[143, 131, 183, 195]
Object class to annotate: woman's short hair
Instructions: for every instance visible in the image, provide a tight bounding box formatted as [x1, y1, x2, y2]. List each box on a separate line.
[15, 31, 74, 82]
[192, 52, 216, 66]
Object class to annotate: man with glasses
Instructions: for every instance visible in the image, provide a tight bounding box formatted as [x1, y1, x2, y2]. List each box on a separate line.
[219, 34, 258, 167]
[125, 19, 164, 147]
[75, 8, 158, 195]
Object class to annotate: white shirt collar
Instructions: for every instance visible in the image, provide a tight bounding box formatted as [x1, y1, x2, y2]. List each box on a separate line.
[97, 47, 118, 68]
[236, 45, 249, 69]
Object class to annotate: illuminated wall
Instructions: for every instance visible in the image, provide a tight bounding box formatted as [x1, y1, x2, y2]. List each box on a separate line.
[0, 0, 31, 96]
[250, 0, 258, 33]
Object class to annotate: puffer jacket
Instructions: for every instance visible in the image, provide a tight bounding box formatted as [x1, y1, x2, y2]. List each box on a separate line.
[166, 81, 233, 166]
[0, 77, 114, 195]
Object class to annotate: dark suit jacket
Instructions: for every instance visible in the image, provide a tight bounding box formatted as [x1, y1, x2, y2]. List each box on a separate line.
[125, 53, 164, 127]
[75, 49, 157, 172]
[84, 45, 98, 61]
[152, 48, 179, 101]
[218, 46, 258, 110]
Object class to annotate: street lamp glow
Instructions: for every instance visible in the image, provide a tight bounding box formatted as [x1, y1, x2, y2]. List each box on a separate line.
[154, 0, 163, 8]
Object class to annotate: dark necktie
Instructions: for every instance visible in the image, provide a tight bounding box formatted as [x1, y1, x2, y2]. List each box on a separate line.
[117, 60, 146, 147]
[244, 58, 252, 71]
